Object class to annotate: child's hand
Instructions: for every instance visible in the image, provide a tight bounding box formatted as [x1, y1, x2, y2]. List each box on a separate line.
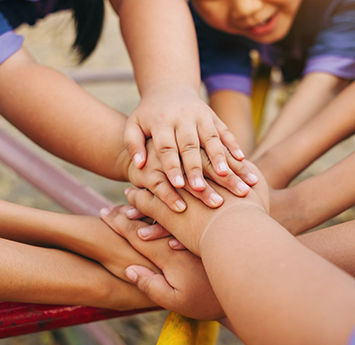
[127, 139, 258, 212]
[69, 206, 161, 283]
[100, 207, 224, 320]
[125, 161, 269, 256]
[124, 83, 245, 192]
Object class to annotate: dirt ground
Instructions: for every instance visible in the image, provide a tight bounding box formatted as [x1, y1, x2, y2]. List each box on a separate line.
[0, 3, 354, 345]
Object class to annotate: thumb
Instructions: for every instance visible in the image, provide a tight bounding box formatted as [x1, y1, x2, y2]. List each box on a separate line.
[124, 121, 147, 169]
[125, 265, 175, 308]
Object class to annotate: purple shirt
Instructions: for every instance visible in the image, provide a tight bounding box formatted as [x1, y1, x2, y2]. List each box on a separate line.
[191, 0, 355, 96]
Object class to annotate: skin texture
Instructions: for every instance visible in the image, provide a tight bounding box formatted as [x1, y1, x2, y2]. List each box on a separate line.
[100, 208, 224, 320]
[254, 80, 355, 189]
[119, 171, 355, 345]
[0, 202, 155, 309]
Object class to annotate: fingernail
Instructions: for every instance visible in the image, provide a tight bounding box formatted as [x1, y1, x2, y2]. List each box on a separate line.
[100, 207, 111, 216]
[138, 227, 152, 239]
[210, 193, 223, 206]
[175, 200, 186, 212]
[125, 267, 138, 283]
[217, 162, 228, 173]
[124, 188, 131, 196]
[126, 207, 139, 219]
[236, 149, 245, 160]
[174, 175, 184, 187]
[133, 153, 144, 167]
[169, 238, 182, 249]
[247, 173, 259, 184]
[237, 181, 250, 194]
[193, 177, 205, 189]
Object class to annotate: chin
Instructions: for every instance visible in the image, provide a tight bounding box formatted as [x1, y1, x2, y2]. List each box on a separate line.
[248, 27, 289, 44]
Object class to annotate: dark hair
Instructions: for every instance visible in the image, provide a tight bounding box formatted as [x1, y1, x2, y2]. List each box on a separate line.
[70, 0, 105, 62]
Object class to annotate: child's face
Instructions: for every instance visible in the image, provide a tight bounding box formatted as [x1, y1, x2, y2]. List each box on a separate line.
[191, 0, 302, 43]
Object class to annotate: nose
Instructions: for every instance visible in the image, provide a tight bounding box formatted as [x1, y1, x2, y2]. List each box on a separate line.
[229, 0, 263, 20]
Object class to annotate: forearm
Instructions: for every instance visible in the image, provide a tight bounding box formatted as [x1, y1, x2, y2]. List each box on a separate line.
[200, 205, 355, 345]
[114, 0, 200, 95]
[298, 221, 355, 277]
[255, 80, 355, 189]
[252, 72, 348, 160]
[0, 237, 153, 309]
[0, 200, 159, 281]
[0, 48, 130, 181]
[270, 151, 355, 234]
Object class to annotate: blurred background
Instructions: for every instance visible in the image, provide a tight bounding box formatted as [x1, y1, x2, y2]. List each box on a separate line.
[0, 2, 354, 344]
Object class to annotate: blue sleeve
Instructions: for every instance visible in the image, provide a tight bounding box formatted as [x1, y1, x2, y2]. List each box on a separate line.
[305, 0, 355, 79]
[190, 3, 254, 96]
[0, 11, 23, 64]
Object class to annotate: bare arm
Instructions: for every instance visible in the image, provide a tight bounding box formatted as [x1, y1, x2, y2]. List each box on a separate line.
[209, 91, 255, 156]
[255, 80, 355, 189]
[125, 176, 355, 345]
[252, 72, 349, 160]
[270, 151, 355, 234]
[0, 237, 154, 309]
[0, 200, 160, 282]
[0, 47, 130, 181]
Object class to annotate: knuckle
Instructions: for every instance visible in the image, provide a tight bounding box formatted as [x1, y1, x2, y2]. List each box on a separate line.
[138, 277, 153, 295]
[203, 132, 220, 145]
[150, 178, 166, 194]
[157, 145, 178, 156]
[124, 140, 139, 154]
[180, 142, 199, 155]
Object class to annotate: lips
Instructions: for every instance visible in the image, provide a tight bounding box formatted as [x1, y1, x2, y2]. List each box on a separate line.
[248, 12, 278, 35]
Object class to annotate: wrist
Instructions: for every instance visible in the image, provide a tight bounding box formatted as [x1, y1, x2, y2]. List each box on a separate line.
[199, 203, 266, 257]
[114, 148, 131, 182]
[141, 80, 199, 98]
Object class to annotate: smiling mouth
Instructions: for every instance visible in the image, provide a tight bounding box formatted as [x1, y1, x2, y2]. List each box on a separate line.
[247, 12, 278, 35]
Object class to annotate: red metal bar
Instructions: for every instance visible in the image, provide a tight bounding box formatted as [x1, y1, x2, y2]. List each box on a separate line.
[0, 302, 160, 338]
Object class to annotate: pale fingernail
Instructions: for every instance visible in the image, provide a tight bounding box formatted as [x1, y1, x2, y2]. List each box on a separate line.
[236, 149, 245, 159]
[125, 267, 138, 283]
[217, 162, 228, 173]
[210, 193, 223, 206]
[174, 175, 185, 187]
[124, 188, 131, 196]
[169, 238, 182, 249]
[133, 153, 144, 167]
[100, 207, 111, 216]
[247, 173, 259, 184]
[175, 200, 186, 212]
[138, 227, 152, 239]
[194, 177, 205, 189]
[237, 181, 250, 194]
[126, 207, 139, 218]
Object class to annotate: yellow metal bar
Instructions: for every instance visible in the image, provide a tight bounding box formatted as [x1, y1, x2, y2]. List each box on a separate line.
[195, 321, 220, 344]
[251, 63, 272, 133]
[156, 312, 199, 345]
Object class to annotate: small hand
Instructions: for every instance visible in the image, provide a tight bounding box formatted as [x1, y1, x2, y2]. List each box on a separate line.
[84, 205, 160, 282]
[125, 161, 269, 256]
[124, 83, 246, 192]
[100, 207, 224, 320]
[128, 140, 258, 213]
